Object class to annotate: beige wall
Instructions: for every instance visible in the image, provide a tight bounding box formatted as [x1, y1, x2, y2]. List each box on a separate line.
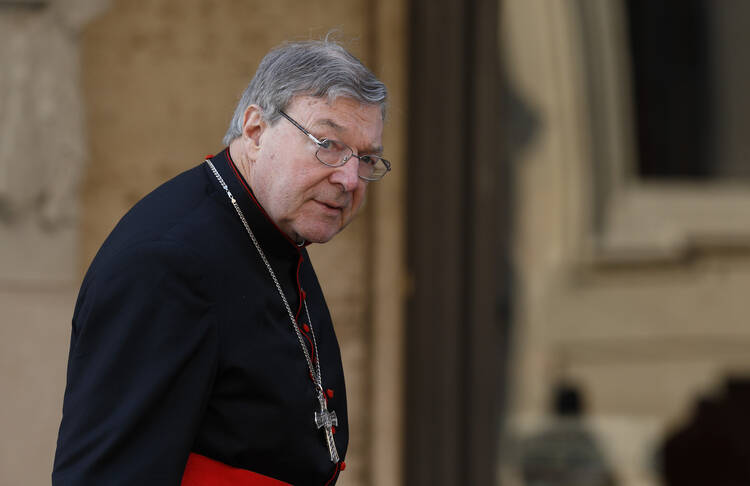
[1, 1, 406, 485]
[1, 2, 100, 484]
[500, 1, 750, 485]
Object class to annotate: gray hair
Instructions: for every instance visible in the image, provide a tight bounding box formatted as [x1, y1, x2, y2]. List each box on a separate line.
[222, 39, 387, 145]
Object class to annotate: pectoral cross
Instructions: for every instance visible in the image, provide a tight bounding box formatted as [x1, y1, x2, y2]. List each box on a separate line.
[314, 391, 340, 463]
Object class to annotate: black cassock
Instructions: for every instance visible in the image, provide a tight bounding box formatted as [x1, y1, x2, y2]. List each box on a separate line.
[53, 149, 348, 485]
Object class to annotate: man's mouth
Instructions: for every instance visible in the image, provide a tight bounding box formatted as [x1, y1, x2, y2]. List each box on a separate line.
[320, 199, 347, 209]
[316, 200, 345, 213]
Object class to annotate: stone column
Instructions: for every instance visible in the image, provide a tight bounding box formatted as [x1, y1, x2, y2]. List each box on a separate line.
[0, 1, 108, 483]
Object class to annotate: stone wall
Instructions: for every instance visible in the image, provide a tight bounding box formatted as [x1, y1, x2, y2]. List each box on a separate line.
[0, 1, 106, 484]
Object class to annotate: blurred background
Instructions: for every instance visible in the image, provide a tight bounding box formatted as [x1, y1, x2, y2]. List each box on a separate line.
[2, 0, 750, 485]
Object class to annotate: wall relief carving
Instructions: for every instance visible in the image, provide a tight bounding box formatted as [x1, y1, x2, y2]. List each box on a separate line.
[0, 0, 108, 282]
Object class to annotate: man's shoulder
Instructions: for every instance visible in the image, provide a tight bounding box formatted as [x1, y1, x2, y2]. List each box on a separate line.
[85, 163, 226, 279]
[118, 163, 215, 237]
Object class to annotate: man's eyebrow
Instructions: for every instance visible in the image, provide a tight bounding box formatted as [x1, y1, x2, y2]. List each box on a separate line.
[313, 118, 383, 154]
[312, 118, 344, 131]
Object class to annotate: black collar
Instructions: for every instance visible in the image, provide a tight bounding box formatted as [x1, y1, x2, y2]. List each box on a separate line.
[206, 148, 306, 259]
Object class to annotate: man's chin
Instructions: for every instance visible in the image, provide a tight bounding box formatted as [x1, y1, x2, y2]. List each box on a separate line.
[301, 233, 338, 245]
[295, 226, 341, 245]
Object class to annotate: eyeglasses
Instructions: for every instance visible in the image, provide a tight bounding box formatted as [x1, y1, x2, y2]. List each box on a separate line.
[278, 110, 391, 181]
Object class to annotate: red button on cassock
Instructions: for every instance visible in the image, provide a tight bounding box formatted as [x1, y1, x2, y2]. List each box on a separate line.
[326, 389, 334, 399]
[340, 461, 346, 471]
[302, 324, 310, 333]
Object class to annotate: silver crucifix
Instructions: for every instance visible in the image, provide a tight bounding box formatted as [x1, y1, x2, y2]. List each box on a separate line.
[314, 392, 340, 463]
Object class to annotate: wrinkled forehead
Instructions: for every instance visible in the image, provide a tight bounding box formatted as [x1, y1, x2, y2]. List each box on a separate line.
[292, 95, 384, 150]
[282, 90, 386, 120]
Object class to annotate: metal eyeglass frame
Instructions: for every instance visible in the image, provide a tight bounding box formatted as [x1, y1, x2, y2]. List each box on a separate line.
[278, 110, 391, 181]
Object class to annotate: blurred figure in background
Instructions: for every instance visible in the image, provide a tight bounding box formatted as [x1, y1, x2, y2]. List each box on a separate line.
[520, 382, 617, 486]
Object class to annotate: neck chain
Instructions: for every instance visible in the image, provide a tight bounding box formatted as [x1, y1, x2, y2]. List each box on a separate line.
[206, 160, 340, 463]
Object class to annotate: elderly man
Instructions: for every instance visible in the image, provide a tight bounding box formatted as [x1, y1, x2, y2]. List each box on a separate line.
[52, 39, 389, 486]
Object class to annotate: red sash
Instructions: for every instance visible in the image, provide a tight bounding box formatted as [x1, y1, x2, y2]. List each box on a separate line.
[181, 453, 292, 486]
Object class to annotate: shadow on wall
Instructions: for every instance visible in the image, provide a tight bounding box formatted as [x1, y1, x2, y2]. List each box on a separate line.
[660, 377, 750, 486]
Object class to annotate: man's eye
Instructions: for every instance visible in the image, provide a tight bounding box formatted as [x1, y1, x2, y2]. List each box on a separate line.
[319, 139, 333, 149]
[359, 155, 375, 165]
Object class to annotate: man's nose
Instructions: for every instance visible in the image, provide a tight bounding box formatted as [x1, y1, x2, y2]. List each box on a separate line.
[329, 157, 360, 192]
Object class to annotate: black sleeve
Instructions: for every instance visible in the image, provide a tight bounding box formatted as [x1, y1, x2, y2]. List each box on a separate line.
[52, 240, 219, 486]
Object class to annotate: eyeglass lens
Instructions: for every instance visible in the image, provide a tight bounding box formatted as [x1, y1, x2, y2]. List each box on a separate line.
[316, 140, 388, 180]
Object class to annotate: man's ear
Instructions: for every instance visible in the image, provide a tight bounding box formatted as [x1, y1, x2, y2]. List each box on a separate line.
[241, 105, 266, 150]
